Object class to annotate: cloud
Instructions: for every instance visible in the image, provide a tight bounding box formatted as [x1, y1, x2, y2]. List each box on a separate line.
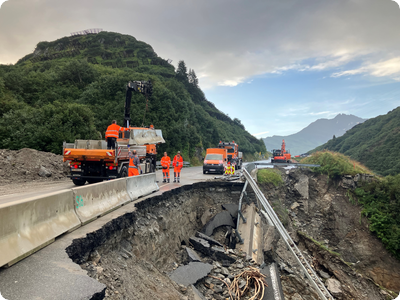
[309, 111, 332, 116]
[252, 131, 269, 136]
[331, 57, 400, 79]
[1, 0, 400, 89]
[218, 78, 245, 87]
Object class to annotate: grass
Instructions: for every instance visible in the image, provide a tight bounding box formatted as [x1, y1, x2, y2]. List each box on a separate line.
[298, 231, 342, 258]
[257, 169, 284, 187]
[300, 150, 374, 178]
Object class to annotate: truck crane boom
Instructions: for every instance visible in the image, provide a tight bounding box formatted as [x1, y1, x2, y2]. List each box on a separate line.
[124, 81, 153, 128]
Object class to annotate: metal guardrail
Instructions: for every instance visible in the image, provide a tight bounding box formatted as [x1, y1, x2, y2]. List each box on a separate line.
[242, 165, 333, 300]
[245, 162, 257, 174]
[155, 161, 190, 170]
[253, 162, 321, 167]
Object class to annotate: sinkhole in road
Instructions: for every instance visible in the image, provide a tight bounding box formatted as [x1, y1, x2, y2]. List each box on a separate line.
[66, 181, 253, 300]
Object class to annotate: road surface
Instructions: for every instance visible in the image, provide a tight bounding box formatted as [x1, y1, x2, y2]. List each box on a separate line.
[0, 166, 220, 205]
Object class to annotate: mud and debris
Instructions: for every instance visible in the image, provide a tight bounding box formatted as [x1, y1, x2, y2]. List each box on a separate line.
[0, 148, 69, 195]
[64, 168, 400, 300]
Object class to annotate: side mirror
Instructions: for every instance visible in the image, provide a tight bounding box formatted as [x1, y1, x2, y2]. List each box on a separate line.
[202, 157, 204, 161]
[224, 158, 227, 161]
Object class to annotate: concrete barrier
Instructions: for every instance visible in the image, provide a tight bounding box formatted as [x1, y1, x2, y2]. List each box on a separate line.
[72, 178, 131, 225]
[0, 190, 81, 268]
[126, 173, 159, 201]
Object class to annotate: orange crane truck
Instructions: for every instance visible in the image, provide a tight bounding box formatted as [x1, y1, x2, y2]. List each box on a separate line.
[63, 81, 165, 186]
[218, 141, 243, 170]
[271, 139, 291, 163]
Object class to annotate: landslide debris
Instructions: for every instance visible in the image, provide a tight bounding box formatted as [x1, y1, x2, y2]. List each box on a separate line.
[260, 167, 400, 299]
[0, 148, 68, 184]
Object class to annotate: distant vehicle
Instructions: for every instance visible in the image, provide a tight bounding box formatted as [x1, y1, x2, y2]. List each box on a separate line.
[63, 81, 165, 186]
[271, 139, 291, 163]
[218, 141, 243, 169]
[203, 148, 228, 174]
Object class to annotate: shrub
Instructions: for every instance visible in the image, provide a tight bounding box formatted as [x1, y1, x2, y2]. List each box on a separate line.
[257, 169, 283, 187]
[353, 174, 400, 260]
[301, 150, 373, 178]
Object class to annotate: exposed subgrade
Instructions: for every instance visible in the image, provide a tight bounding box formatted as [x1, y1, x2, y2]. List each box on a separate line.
[66, 181, 259, 300]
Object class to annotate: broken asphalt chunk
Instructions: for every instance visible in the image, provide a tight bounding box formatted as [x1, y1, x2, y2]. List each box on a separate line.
[202, 211, 235, 236]
[210, 246, 236, 264]
[189, 236, 211, 255]
[169, 262, 213, 286]
[186, 247, 202, 262]
[221, 203, 239, 219]
[196, 232, 223, 247]
[191, 284, 207, 300]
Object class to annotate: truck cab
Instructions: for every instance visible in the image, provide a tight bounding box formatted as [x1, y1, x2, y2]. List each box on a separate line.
[218, 141, 243, 169]
[203, 148, 227, 174]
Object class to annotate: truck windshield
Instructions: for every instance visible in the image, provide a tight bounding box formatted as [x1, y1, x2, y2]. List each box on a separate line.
[206, 154, 223, 160]
[227, 148, 235, 153]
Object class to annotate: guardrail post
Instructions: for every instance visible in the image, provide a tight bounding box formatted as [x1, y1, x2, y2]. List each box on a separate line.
[236, 180, 248, 244]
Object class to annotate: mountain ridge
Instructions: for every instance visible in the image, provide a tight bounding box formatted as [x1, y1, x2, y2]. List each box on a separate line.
[310, 107, 400, 176]
[263, 114, 366, 155]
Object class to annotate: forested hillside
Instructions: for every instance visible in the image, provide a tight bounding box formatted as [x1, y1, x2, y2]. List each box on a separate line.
[311, 107, 400, 176]
[0, 31, 266, 162]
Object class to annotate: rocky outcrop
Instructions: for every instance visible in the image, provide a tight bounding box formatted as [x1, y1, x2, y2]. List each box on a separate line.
[259, 167, 400, 298]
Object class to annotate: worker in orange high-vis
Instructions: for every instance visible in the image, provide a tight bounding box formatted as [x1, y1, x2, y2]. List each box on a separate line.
[128, 149, 142, 176]
[160, 152, 171, 183]
[172, 151, 183, 183]
[105, 120, 123, 149]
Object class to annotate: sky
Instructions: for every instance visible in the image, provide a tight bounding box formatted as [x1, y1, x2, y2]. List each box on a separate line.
[1, 0, 400, 137]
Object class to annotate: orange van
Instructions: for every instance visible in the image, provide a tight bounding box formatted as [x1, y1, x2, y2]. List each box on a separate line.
[203, 148, 227, 174]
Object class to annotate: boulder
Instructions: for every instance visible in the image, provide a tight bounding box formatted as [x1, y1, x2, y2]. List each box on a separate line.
[38, 166, 52, 177]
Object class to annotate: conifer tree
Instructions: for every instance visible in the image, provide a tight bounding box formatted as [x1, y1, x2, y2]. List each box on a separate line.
[188, 69, 199, 87]
[176, 60, 188, 81]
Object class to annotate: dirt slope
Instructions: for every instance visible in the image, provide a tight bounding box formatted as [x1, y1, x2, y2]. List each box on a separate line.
[0, 148, 68, 184]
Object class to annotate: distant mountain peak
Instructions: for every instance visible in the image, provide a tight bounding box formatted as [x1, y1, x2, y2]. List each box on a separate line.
[263, 113, 367, 155]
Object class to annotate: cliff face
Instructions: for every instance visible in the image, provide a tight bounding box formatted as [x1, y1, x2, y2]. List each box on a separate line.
[260, 168, 400, 299]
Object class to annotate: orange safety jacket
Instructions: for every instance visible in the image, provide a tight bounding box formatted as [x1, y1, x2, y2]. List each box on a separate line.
[105, 124, 123, 139]
[173, 155, 183, 169]
[129, 154, 140, 167]
[161, 156, 171, 169]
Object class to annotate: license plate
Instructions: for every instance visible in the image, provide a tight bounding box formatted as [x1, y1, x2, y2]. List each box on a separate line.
[210, 169, 215, 171]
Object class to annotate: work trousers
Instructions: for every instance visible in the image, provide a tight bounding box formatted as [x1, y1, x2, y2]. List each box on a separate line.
[174, 167, 182, 182]
[129, 167, 139, 177]
[162, 168, 170, 180]
[107, 137, 117, 150]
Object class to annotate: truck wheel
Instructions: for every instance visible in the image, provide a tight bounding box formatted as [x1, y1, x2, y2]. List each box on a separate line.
[203, 170, 206, 174]
[120, 166, 128, 178]
[87, 179, 103, 184]
[72, 179, 86, 186]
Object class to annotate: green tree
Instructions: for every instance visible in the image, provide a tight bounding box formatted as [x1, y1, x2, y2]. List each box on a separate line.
[57, 60, 99, 89]
[188, 69, 198, 87]
[176, 60, 188, 82]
